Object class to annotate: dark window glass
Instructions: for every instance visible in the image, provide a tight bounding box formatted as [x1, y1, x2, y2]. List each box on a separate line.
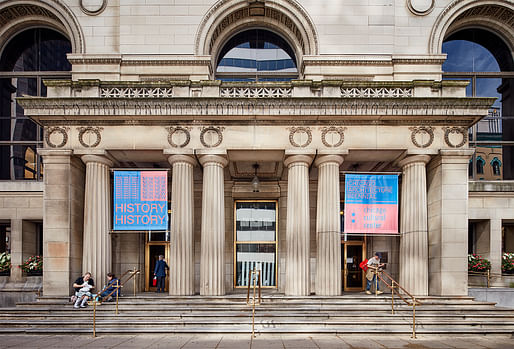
[0, 28, 71, 180]
[216, 29, 298, 81]
[476, 157, 484, 174]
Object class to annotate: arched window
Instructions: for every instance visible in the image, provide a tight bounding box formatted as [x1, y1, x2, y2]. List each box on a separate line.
[476, 156, 485, 175]
[216, 29, 298, 81]
[491, 157, 502, 176]
[0, 28, 71, 180]
[443, 28, 514, 180]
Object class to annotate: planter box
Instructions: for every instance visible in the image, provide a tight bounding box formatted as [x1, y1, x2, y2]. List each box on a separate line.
[0, 270, 10, 277]
[26, 270, 42, 277]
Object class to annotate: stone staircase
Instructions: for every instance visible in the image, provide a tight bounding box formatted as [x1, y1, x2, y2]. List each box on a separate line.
[1, 293, 514, 335]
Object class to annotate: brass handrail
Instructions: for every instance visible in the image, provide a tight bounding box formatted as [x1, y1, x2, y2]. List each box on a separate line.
[373, 268, 422, 339]
[468, 270, 505, 288]
[246, 269, 262, 338]
[92, 269, 140, 337]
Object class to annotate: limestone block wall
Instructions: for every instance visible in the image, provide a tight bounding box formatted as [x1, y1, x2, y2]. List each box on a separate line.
[111, 233, 145, 294]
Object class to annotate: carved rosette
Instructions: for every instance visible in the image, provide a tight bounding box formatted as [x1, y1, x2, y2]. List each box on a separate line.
[200, 126, 224, 148]
[443, 127, 468, 148]
[79, 0, 107, 16]
[78, 126, 103, 148]
[288, 127, 312, 148]
[44, 126, 68, 148]
[166, 126, 191, 148]
[320, 126, 346, 148]
[409, 126, 434, 148]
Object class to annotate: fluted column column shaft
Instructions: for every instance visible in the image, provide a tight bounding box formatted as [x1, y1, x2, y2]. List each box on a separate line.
[399, 155, 430, 296]
[315, 155, 343, 296]
[168, 155, 196, 295]
[199, 155, 228, 296]
[285, 154, 313, 296]
[82, 155, 113, 288]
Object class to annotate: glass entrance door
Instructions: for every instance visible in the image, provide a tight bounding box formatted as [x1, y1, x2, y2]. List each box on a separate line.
[342, 242, 365, 291]
[145, 242, 170, 292]
[234, 201, 278, 288]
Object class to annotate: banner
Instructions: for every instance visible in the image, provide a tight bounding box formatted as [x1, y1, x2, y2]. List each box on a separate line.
[344, 174, 398, 234]
[113, 170, 168, 231]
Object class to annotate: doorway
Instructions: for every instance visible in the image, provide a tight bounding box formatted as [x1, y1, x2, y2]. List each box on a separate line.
[145, 242, 170, 292]
[341, 242, 366, 291]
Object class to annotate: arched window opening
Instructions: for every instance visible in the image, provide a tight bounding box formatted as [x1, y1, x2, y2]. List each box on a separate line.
[443, 28, 514, 180]
[216, 29, 298, 81]
[491, 157, 502, 176]
[476, 156, 485, 175]
[0, 28, 71, 180]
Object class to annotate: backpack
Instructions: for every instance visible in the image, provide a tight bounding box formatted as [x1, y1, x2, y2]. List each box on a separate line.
[359, 258, 368, 271]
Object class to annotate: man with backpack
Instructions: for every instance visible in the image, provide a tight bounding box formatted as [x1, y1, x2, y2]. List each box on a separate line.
[365, 252, 384, 295]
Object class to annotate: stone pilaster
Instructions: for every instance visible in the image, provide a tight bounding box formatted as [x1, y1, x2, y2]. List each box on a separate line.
[81, 154, 113, 289]
[314, 154, 344, 295]
[198, 153, 228, 296]
[427, 149, 474, 295]
[9, 219, 23, 282]
[284, 153, 314, 296]
[38, 149, 85, 296]
[167, 153, 196, 295]
[399, 155, 430, 296]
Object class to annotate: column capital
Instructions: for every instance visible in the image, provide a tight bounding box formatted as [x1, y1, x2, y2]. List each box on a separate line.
[80, 154, 114, 167]
[167, 154, 197, 167]
[314, 154, 344, 167]
[398, 154, 431, 169]
[198, 154, 228, 167]
[75, 149, 117, 167]
[284, 154, 314, 168]
[37, 149, 73, 164]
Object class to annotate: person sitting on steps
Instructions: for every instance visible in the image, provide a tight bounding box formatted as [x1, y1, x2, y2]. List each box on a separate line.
[365, 253, 384, 295]
[72, 272, 95, 309]
[100, 273, 120, 302]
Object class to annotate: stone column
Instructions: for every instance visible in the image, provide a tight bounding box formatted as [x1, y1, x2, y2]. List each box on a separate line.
[284, 153, 313, 296]
[81, 154, 113, 289]
[9, 219, 23, 282]
[314, 154, 344, 295]
[167, 153, 196, 295]
[399, 155, 430, 296]
[39, 149, 85, 296]
[198, 153, 228, 296]
[427, 149, 473, 295]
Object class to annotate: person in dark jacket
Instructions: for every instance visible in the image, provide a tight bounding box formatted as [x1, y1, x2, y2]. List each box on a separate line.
[154, 255, 169, 293]
[100, 273, 120, 301]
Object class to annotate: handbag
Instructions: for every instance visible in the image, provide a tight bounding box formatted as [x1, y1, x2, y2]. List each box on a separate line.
[152, 276, 157, 286]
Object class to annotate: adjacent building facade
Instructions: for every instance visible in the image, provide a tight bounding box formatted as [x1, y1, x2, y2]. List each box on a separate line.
[0, 0, 513, 300]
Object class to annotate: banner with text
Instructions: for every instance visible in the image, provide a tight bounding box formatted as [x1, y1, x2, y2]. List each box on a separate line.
[344, 174, 398, 235]
[113, 170, 168, 231]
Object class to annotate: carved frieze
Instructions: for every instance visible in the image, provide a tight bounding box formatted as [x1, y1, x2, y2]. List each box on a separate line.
[200, 126, 224, 148]
[0, 5, 59, 27]
[45, 126, 68, 148]
[100, 87, 173, 98]
[341, 87, 413, 98]
[320, 126, 346, 148]
[78, 126, 103, 148]
[166, 126, 191, 148]
[409, 126, 434, 148]
[288, 127, 312, 148]
[220, 87, 292, 98]
[443, 126, 468, 148]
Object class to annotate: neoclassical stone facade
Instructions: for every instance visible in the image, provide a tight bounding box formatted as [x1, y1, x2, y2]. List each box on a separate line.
[0, 0, 513, 302]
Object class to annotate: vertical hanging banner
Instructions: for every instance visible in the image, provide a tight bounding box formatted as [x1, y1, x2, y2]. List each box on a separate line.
[344, 174, 398, 234]
[113, 170, 168, 230]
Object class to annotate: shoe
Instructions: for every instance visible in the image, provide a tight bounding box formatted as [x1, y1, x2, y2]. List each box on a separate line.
[365, 291, 372, 295]
[377, 291, 384, 295]
[73, 304, 80, 309]
[80, 304, 87, 308]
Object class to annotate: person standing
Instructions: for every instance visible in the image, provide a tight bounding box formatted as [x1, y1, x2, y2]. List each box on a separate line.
[154, 255, 169, 293]
[365, 253, 384, 295]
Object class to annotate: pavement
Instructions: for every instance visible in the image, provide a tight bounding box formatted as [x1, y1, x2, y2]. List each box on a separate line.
[0, 334, 512, 348]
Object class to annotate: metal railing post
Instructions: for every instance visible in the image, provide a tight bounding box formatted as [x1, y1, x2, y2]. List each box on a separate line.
[252, 270, 257, 338]
[375, 267, 378, 296]
[391, 281, 395, 315]
[133, 266, 137, 297]
[115, 279, 120, 315]
[412, 298, 417, 339]
[92, 298, 97, 337]
[487, 269, 490, 288]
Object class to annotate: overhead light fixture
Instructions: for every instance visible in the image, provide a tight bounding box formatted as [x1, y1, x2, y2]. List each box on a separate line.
[251, 163, 260, 192]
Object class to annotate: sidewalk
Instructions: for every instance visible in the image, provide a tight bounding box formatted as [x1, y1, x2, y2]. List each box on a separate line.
[0, 333, 512, 348]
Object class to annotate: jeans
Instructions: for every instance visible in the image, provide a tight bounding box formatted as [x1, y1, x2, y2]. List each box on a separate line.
[156, 276, 166, 292]
[366, 274, 379, 291]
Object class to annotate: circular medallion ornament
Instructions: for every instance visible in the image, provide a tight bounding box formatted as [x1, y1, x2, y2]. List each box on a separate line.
[409, 126, 434, 148]
[321, 126, 346, 148]
[443, 127, 467, 148]
[80, 0, 107, 16]
[407, 0, 434, 16]
[45, 127, 68, 148]
[167, 126, 191, 148]
[289, 127, 312, 148]
[78, 127, 103, 148]
[200, 126, 224, 148]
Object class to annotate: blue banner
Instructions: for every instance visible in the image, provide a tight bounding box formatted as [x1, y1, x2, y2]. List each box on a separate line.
[113, 170, 168, 231]
[344, 174, 398, 234]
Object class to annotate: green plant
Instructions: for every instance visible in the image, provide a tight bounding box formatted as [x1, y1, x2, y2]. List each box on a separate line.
[19, 255, 42, 273]
[468, 254, 491, 272]
[509, 282, 514, 288]
[0, 252, 11, 272]
[502, 252, 514, 272]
